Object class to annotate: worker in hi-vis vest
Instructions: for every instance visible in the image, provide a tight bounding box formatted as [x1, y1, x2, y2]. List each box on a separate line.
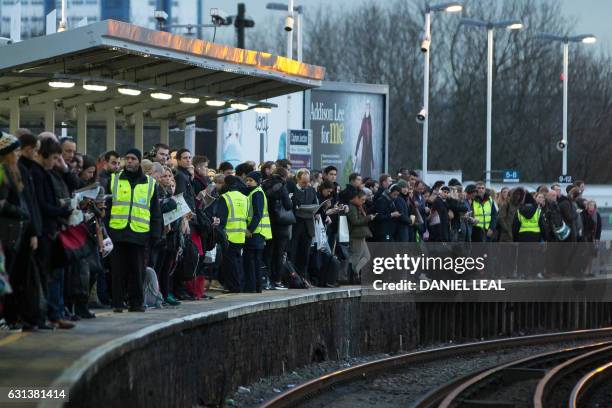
[107, 148, 162, 313]
[471, 182, 497, 242]
[512, 192, 545, 243]
[512, 191, 546, 279]
[217, 175, 249, 293]
[243, 171, 272, 293]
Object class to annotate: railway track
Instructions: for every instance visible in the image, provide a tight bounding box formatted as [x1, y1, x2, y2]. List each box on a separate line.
[569, 360, 612, 407]
[419, 342, 612, 407]
[258, 328, 612, 408]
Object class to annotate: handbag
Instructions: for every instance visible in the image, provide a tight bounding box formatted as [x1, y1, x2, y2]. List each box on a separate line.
[313, 218, 331, 254]
[0, 216, 25, 252]
[338, 215, 350, 243]
[58, 223, 94, 261]
[334, 242, 352, 284]
[273, 200, 296, 225]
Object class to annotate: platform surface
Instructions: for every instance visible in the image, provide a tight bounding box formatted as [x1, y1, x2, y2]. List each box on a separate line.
[0, 287, 361, 407]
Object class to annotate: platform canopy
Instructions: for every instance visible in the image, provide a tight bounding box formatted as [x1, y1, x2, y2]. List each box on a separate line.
[0, 19, 325, 129]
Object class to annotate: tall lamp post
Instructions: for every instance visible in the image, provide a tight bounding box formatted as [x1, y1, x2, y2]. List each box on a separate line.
[536, 33, 596, 177]
[460, 18, 523, 187]
[419, 2, 462, 184]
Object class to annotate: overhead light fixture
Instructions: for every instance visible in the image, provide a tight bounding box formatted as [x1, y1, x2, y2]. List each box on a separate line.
[179, 96, 200, 104]
[49, 79, 75, 88]
[231, 102, 249, 110]
[444, 4, 463, 12]
[118, 87, 142, 96]
[205, 99, 225, 107]
[581, 35, 597, 44]
[506, 22, 524, 30]
[254, 106, 272, 114]
[83, 83, 108, 92]
[151, 92, 172, 100]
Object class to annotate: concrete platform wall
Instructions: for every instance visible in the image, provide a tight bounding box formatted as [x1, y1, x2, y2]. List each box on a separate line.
[65, 296, 612, 408]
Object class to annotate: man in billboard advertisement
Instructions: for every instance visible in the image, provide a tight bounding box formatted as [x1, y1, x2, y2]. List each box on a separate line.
[310, 89, 385, 185]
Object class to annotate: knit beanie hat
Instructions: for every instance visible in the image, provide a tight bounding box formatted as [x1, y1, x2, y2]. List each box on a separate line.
[448, 178, 462, 187]
[0, 132, 20, 156]
[124, 148, 142, 162]
[246, 171, 262, 184]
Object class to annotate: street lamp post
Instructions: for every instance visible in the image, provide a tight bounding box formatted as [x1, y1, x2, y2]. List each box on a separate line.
[420, 2, 462, 183]
[460, 19, 523, 187]
[536, 33, 596, 177]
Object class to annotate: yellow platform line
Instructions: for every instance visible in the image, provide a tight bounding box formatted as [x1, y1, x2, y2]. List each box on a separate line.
[0, 332, 29, 347]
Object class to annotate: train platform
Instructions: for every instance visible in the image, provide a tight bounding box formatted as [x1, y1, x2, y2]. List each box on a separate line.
[0, 287, 360, 407]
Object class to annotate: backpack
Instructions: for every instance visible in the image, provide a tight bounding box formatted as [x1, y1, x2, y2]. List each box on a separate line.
[281, 255, 310, 289]
[555, 221, 571, 241]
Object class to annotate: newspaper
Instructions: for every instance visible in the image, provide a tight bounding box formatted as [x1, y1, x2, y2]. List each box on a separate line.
[295, 199, 331, 219]
[163, 193, 192, 226]
[74, 183, 101, 201]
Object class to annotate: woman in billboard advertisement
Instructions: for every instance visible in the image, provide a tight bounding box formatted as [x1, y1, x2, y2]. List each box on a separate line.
[353, 100, 375, 178]
[222, 113, 243, 167]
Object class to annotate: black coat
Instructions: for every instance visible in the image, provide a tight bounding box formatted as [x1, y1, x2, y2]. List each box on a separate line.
[263, 175, 293, 239]
[191, 174, 208, 196]
[428, 197, 451, 242]
[18, 158, 43, 238]
[291, 184, 318, 238]
[373, 191, 398, 241]
[541, 201, 562, 242]
[29, 160, 72, 238]
[558, 196, 578, 242]
[98, 169, 114, 194]
[394, 194, 414, 242]
[447, 197, 468, 237]
[174, 166, 196, 212]
[581, 211, 602, 242]
[0, 164, 31, 238]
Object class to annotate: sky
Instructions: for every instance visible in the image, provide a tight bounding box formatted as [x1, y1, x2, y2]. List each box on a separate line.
[204, 0, 612, 55]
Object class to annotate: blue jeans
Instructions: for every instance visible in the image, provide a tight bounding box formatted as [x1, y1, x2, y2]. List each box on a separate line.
[47, 267, 65, 321]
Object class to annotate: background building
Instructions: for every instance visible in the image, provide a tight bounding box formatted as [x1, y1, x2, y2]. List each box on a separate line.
[0, 0, 203, 39]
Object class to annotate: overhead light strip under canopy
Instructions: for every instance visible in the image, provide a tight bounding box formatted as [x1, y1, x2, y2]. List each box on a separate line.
[2, 72, 277, 110]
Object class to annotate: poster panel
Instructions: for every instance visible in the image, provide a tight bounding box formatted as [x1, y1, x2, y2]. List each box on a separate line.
[309, 89, 386, 185]
[288, 129, 312, 169]
[217, 92, 303, 167]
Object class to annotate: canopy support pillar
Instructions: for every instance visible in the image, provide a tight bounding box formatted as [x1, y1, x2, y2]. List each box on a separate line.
[44, 103, 55, 133]
[133, 111, 144, 152]
[105, 110, 116, 151]
[9, 96, 20, 134]
[160, 119, 169, 145]
[76, 104, 87, 154]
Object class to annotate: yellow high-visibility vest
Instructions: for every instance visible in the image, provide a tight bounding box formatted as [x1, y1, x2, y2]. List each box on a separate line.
[109, 172, 155, 233]
[518, 207, 541, 234]
[222, 190, 248, 244]
[247, 186, 273, 240]
[472, 199, 492, 230]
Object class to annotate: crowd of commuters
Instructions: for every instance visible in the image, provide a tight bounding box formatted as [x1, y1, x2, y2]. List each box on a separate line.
[0, 128, 604, 332]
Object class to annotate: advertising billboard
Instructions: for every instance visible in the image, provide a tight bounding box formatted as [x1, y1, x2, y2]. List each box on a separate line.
[306, 82, 388, 185]
[217, 92, 303, 167]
